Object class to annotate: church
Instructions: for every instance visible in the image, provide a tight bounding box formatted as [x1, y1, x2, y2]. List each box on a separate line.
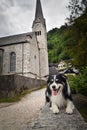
[0, 0, 49, 79]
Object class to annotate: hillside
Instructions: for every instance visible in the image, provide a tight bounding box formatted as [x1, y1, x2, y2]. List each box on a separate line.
[47, 8, 87, 69]
[47, 26, 72, 63]
[47, 9, 87, 96]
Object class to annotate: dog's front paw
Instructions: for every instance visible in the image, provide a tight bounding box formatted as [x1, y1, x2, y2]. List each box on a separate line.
[53, 108, 59, 114]
[52, 106, 59, 114]
[66, 107, 73, 114]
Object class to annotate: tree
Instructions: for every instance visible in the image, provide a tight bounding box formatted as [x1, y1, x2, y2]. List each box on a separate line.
[67, 0, 87, 24]
[65, 7, 87, 68]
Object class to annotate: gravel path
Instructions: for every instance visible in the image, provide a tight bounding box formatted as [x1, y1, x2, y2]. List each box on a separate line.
[0, 88, 46, 130]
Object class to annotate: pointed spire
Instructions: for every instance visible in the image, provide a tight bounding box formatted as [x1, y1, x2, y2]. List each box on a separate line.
[35, 0, 44, 20]
[32, 0, 46, 27]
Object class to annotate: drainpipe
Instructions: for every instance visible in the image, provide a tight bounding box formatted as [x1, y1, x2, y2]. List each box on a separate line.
[0, 48, 4, 75]
[22, 43, 24, 76]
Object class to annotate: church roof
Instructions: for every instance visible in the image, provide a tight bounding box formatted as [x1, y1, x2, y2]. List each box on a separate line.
[0, 32, 34, 47]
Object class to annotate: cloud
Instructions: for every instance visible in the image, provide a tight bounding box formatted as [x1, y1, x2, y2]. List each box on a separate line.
[0, 0, 70, 37]
[42, 0, 70, 30]
[0, 0, 35, 37]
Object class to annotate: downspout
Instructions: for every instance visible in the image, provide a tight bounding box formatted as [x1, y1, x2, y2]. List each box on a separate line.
[0, 48, 4, 75]
[39, 47, 41, 79]
[22, 43, 24, 76]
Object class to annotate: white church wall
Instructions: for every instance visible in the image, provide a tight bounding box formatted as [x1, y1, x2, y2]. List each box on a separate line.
[22, 42, 30, 76]
[28, 34, 40, 79]
[0, 44, 23, 75]
[0, 34, 40, 79]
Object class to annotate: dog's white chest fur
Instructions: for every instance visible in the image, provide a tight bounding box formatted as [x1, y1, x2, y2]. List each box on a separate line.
[50, 92, 74, 114]
[51, 92, 66, 108]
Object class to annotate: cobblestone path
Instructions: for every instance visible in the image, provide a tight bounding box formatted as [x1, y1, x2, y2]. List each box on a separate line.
[0, 88, 45, 130]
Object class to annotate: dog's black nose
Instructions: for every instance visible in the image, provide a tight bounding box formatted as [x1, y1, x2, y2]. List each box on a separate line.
[52, 86, 56, 89]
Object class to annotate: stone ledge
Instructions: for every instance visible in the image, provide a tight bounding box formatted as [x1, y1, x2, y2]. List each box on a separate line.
[26, 103, 87, 130]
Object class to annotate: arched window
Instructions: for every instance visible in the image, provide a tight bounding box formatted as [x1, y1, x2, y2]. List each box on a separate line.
[10, 52, 16, 72]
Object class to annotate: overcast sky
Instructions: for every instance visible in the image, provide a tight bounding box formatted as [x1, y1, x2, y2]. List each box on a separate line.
[0, 0, 70, 37]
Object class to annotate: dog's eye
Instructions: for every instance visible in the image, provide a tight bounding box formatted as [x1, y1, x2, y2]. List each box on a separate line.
[50, 79, 54, 83]
[55, 79, 59, 83]
[55, 81, 59, 84]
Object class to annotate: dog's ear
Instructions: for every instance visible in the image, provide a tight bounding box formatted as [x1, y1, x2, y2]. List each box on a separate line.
[44, 75, 50, 82]
[61, 74, 67, 79]
[58, 73, 67, 79]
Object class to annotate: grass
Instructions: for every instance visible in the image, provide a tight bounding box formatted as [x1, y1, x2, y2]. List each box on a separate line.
[0, 85, 46, 103]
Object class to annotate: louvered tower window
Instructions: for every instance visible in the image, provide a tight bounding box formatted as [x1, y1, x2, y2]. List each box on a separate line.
[10, 52, 16, 72]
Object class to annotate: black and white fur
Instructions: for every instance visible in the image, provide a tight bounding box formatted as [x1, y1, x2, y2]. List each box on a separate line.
[45, 74, 74, 114]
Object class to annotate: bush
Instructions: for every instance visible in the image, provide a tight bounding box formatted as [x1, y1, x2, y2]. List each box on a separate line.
[68, 75, 80, 94]
[68, 66, 87, 96]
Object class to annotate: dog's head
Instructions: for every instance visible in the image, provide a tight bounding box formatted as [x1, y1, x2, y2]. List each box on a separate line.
[47, 74, 67, 96]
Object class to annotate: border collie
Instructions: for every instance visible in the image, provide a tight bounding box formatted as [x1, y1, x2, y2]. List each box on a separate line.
[45, 74, 74, 114]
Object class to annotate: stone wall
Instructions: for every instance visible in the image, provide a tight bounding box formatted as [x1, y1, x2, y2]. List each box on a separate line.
[26, 104, 87, 130]
[0, 74, 45, 98]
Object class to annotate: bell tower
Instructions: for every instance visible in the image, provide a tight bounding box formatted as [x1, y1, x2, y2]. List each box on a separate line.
[32, 0, 49, 78]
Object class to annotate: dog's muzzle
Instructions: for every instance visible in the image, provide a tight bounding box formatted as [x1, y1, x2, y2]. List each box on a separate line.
[52, 85, 60, 96]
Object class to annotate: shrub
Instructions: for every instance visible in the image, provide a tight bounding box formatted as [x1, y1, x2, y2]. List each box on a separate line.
[68, 66, 87, 96]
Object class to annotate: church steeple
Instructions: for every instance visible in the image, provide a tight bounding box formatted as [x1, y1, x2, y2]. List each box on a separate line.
[32, 0, 46, 27]
[32, 0, 49, 78]
[35, 0, 44, 20]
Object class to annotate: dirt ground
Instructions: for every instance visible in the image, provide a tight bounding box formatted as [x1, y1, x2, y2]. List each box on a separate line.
[0, 88, 46, 130]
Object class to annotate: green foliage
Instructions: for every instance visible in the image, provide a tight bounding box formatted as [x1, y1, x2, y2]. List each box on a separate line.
[65, 9, 87, 68]
[68, 66, 87, 96]
[47, 26, 71, 63]
[64, 0, 87, 68]
[47, 0, 87, 96]
[47, 3, 87, 68]
[68, 75, 81, 94]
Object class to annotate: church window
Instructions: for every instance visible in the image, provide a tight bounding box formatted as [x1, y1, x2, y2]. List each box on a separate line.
[39, 31, 41, 35]
[35, 31, 41, 36]
[35, 32, 37, 35]
[10, 52, 16, 72]
[37, 31, 39, 35]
